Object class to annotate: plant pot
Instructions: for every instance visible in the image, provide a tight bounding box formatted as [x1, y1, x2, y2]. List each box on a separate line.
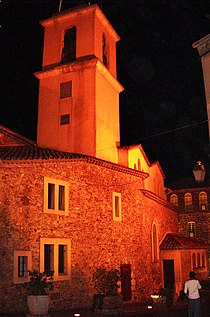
[27, 295, 50, 316]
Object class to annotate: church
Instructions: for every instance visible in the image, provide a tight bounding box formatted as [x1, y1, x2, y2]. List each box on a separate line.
[0, 4, 209, 314]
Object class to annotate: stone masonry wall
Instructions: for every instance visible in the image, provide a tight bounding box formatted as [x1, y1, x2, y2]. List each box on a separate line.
[0, 159, 179, 313]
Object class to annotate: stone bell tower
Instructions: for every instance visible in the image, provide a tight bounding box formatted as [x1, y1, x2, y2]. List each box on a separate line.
[35, 4, 123, 163]
[193, 34, 210, 140]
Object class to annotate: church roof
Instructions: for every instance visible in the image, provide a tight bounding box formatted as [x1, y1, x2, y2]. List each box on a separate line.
[0, 124, 148, 178]
[160, 233, 209, 250]
[0, 145, 148, 178]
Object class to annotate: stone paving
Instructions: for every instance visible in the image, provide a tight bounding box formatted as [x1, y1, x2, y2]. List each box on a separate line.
[1, 300, 210, 317]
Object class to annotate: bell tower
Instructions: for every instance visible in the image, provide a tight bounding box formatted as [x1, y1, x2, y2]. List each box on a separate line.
[35, 4, 123, 163]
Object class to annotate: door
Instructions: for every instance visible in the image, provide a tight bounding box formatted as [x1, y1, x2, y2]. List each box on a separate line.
[163, 260, 175, 289]
[120, 264, 131, 301]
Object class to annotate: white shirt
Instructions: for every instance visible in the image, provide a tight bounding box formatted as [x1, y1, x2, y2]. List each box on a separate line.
[184, 279, 201, 299]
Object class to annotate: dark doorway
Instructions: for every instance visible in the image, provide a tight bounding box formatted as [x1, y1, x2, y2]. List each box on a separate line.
[163, 260, 175, 289]
[120, 264, 131, 301]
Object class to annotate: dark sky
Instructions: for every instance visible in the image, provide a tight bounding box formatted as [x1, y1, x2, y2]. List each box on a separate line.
[1, 0, 210, 184]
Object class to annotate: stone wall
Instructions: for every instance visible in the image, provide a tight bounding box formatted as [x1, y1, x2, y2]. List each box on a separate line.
[0, 159, 178, 313]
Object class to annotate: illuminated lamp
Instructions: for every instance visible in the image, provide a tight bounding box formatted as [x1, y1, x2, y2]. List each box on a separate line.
[193, 161, 206, 183]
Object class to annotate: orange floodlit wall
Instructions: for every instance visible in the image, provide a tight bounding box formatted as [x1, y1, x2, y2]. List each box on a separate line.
[36, 5, 123, 163]
[121, 145, 166, 199]
[40, 5, 119, 76]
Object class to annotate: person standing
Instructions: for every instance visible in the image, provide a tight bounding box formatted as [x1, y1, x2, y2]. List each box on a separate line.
[184, 271, 201, 317]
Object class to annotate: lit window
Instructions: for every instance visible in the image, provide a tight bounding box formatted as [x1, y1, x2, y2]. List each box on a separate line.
[112, 192, 122, 221]
[152, 222, 159, 262]
[184, 193, 192, 207]
[14, 250, 32, 284]
[60, 81, 72, 99]
[60, 114, 70, 125]
[188, 221, 196, 238]
[40, 238, 71, 281]
[170, 194, 178, 206]
[44, 177, 69, 215]
[199, 191, 207, 210]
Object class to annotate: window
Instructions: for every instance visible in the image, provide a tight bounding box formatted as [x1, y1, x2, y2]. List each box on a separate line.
[151, 222, 159, 262]
[61, 27, 76, 63]
[138, 158, 141, 170]
[60, 81, 72, 99]
[44, 177, 69, 215]
[40, 238, 71, 281]
[14, 250, 32, 284]
[202, 253, 205, 267]
[170, 194, 178, 206]
[199, 191, 208, 210]
[192, 253, 196, 269]
[60, 114, 70, 125]
[184, 193, 192, 209]
[102, 32, 109, 68]
[188, 221, 196, 238]
[112, 192, 122, 221]
[197, 253, 201, 267]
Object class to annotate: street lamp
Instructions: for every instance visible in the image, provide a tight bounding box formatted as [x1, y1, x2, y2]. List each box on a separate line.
[192, 161, 206, 183]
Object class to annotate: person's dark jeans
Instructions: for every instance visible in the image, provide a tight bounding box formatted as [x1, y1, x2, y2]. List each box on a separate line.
[188, 298, 201, 317]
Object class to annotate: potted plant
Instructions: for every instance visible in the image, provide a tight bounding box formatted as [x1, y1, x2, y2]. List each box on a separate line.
[92, 267, 123, 311]
[24, 270, 54, 316]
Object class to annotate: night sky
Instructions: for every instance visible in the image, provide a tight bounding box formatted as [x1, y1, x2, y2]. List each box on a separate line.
[1, 0, 210, 184]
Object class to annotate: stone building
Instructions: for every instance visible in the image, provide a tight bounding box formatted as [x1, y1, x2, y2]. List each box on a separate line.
[0, 4, 209, 314]
[167, 161, 210, 270]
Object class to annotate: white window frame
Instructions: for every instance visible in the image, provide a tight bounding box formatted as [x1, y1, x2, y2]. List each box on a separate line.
[40, 238, 71, 281]
[14, 250, 32, 284]
[112, 192, 122, 221]
[44, 177, 69, 216]
[188, 221, 196, 238]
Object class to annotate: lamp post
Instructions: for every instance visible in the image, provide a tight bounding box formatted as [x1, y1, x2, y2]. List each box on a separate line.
[192, 161, 206, 183]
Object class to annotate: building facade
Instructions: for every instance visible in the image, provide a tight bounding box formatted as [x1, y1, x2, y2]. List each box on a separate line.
[0, 4, 209, 314]
[167, 170, 210, 270]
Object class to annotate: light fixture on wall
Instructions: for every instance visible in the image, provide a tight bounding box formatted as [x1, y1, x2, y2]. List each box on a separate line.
[192, 161, 206, 183]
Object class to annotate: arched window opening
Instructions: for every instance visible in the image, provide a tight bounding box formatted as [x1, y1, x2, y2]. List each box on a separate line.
[152, 223, 158, 262]
[61, 27, 76, 63]
[102, 33, 109, 68]
[192, 253, 196, 269]
[184, 193, 192, 207]
[199, 191, 208, 210]
[170, 194, 178, 206]
[197, 253, 201, 268]
[202, 253, 205, 267]
[134, 163, 137, 170]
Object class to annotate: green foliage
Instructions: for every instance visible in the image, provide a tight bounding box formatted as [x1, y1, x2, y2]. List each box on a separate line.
[92, 267, 120, 296]
[24, 270, 54, 295]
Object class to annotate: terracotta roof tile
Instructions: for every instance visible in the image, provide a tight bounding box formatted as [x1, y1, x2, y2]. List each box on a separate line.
[0, 145, 148, 179]
[0, 145, 84, 160]
[160, 233, 209, 250]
